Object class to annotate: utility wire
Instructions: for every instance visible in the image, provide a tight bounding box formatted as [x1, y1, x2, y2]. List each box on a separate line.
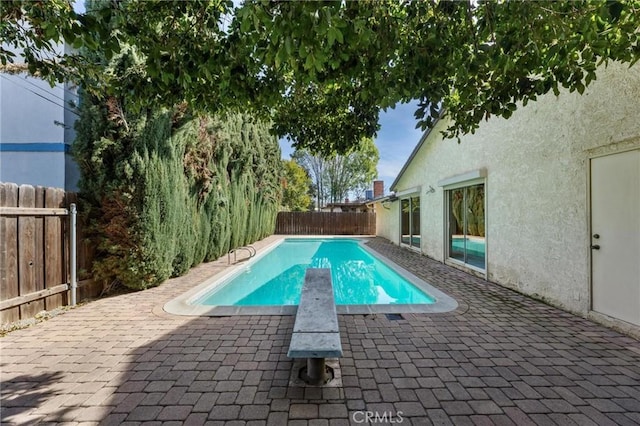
[1, 75, 80, 117]
[7, 73, 80, 102]
[2, 74, 73, 105]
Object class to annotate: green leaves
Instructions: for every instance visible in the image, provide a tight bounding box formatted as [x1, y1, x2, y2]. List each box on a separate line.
[4, 0, 640, 153]
[281, 160, 312, 211]
[292, 136, 378, 208]
[327, 26, 344, 47]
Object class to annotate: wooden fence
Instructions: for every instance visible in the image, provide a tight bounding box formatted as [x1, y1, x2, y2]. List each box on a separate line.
[0, 183, 100, 325]
[275, 211, 376, 235]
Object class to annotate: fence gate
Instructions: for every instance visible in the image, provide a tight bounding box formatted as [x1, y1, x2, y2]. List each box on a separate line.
[0, 183, 80, 325]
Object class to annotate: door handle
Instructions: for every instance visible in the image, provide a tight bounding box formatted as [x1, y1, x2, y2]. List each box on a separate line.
[591, 244, 600, 250]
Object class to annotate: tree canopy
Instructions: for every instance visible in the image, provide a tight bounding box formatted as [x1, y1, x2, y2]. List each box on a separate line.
[2, 0, 639, 153]
[281, 159, 312, 212]
[293, 137, 379, 209]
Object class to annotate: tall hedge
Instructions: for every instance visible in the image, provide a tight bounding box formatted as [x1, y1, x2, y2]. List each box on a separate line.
[74, 103, 282, 290]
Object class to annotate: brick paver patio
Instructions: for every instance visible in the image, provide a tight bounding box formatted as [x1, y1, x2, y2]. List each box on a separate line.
[1, 237, 639, 425]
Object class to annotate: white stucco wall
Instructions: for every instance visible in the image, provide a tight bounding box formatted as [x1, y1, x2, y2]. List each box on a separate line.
[374, 201, 399, 245]
[382, 62, 640, 315]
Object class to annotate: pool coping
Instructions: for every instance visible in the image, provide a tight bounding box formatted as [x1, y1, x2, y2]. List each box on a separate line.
[163, 235, 459, 316]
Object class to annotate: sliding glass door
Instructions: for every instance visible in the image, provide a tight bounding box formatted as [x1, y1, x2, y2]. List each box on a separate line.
[400, 196, 420, 249]
[448, 184, 485, 269]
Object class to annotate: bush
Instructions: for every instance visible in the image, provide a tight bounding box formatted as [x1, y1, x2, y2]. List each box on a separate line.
[75, 103, 282, 290]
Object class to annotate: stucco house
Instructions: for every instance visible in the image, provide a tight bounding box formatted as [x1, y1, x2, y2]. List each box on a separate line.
[0, 43, 80, 190]
[374, 62, 640, 336]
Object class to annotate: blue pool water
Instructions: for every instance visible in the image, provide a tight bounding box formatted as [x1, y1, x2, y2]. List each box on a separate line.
[195, 239, 435, 306]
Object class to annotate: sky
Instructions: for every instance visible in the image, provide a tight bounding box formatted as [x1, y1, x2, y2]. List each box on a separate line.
[279, 101, 425, 196]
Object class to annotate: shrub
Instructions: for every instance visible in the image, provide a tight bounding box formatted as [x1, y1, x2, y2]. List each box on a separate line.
[75, 103, 282, 290]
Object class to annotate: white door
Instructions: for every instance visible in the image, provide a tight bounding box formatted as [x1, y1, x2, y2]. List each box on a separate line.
[591, 149, 640, 326]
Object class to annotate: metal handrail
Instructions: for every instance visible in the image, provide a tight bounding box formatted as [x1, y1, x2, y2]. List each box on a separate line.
[227, 245, 256, 264]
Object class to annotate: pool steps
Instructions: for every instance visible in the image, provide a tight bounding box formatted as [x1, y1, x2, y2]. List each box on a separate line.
[227, 245, 256, 264]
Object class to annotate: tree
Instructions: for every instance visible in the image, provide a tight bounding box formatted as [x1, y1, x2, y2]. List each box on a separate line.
[324, 137, 379, 204]
[1, 0, 95, 80]
[235, 0, 640, 148]
[3, 1, 640, 153]
[281, 160, 312, 212]
[291, 149, 327, 211]
[293, 137, 379, 209]
[66, 0, 283, 290]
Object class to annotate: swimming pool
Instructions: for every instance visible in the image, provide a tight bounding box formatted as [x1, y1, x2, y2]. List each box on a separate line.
[197, 238, 434, 306]
[164, 236, 458, 316]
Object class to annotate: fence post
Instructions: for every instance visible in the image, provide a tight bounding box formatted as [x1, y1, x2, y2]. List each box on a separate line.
[70, 203, 77, 306]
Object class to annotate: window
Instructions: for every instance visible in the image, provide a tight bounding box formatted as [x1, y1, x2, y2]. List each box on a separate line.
[447, 183, 485, 270]
[400, 196, 420, 249]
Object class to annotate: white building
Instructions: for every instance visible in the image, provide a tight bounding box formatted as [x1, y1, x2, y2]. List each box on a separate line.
[0, 44, 80, 190]
[375, 62, 640, 336]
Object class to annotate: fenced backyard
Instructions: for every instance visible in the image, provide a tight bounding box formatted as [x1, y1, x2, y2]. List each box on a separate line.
[275, 211, 376, 235]
[0, 183, 100, 325]
[0, 193, 376, 324]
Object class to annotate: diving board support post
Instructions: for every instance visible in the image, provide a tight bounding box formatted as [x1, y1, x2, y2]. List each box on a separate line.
[287, 268, 342, 385]
[307, 358, 326, 383]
